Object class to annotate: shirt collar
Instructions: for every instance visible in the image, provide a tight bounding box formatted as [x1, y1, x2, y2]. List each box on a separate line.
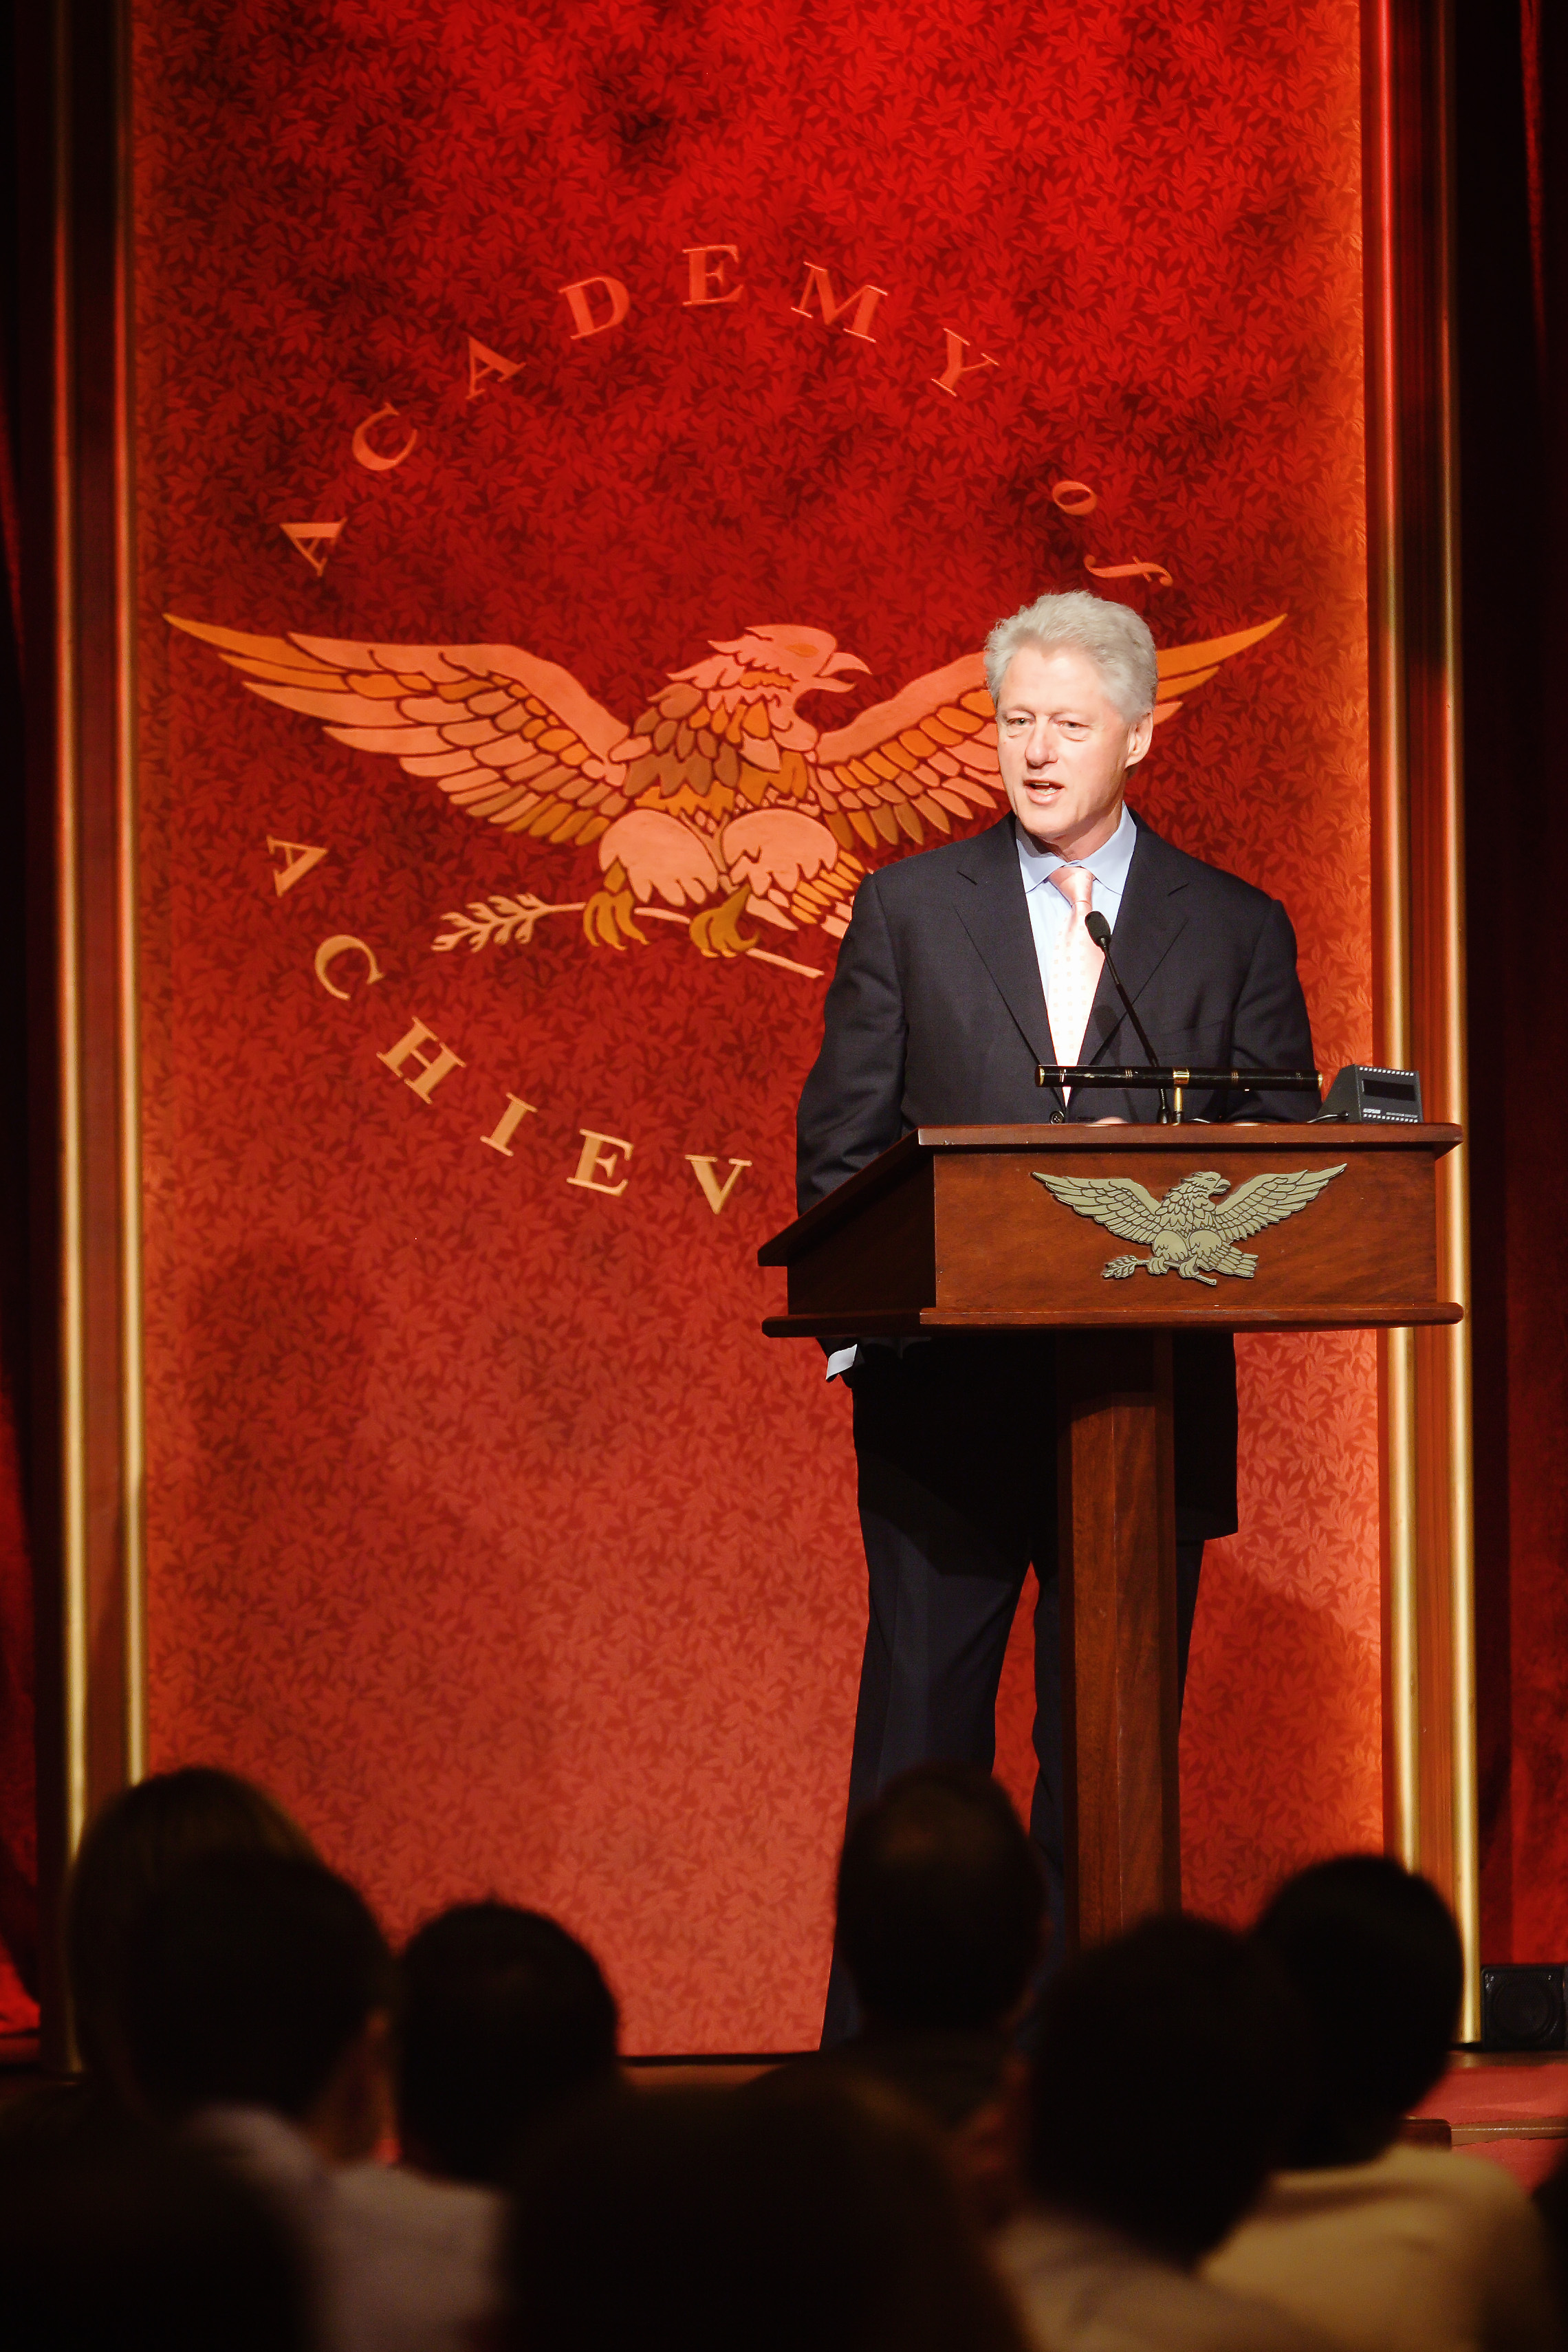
[1014, 802, 1138, 894]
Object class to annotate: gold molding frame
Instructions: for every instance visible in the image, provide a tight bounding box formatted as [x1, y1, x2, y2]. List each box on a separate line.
[26, 0, 146, 2064]
[26, 0, 1477, 2049]
[1363, 0, 1479, 2035]
[113, 0, 149, 1799]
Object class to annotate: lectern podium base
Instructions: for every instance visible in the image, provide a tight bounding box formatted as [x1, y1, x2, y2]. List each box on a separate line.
[1058, 1331, 1179, 1948]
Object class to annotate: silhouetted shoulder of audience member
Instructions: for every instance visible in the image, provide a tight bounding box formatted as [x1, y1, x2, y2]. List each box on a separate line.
[0, 2133, 313, 2352]
[836, 1763, 1047, 2036]
[0, 1764, 317, 2159]
[1532, 2155, 1568, 2347]
[398, 1901, 620, 2184]
[506, 2076, 1031, 2352]
[999, 1914, 1333, 2352]
[122, 1850, 501, 2352]
[1207, 1855, 1557, 2352]
[0, 2067, 146, 2163]
[807, 2029, 1030, 2228]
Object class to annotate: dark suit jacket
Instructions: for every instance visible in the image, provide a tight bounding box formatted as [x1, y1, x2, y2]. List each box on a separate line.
[796, 811, 1318, 1538]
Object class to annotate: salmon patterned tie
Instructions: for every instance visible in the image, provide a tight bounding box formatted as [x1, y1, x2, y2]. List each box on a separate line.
[1047, 863, 1104, 1086]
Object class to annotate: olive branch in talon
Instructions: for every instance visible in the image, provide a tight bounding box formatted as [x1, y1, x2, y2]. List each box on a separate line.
[433, 894, 587, 953]
[431, 887, 824, 979]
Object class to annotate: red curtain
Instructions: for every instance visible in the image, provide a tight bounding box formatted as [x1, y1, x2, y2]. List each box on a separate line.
[0, 54, 37, 2025]
[1459, 0, 1568, 1963]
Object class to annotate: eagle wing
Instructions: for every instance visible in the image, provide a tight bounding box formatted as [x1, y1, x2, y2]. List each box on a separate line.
[809, 616, 1287, 854]
[812, 655, 1001, 853]
[1215, 1164, 1347, 1243]
[1151, 616, 1286, 726]
[165, 616, 631, 848]
[1032, 1173, 1168, 1245]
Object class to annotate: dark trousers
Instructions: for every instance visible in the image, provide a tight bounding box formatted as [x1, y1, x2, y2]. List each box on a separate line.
[820, 1339, 1204, 2048]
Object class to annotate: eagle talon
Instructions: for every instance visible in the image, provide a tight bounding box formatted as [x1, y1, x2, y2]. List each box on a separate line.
[689, 884, 761, 960]
[582, 869, 648, 950]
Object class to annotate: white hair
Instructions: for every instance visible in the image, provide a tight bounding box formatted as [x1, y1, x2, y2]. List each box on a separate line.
[983, 591, 1158, 722]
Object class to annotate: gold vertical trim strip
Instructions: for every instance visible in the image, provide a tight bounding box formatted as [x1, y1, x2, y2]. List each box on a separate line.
[52, 4, 89, 1860]
[1366, 0, 1477, 2025]
[1366, 0, 1419, 1873]
[115, 0, 146, 1785]
[1446, 1153, 1479, 2037]
[1384, 1329, 1420, 1864]
[1430, 0, 1479, 2037]
[1367, 0, 1410, 1072]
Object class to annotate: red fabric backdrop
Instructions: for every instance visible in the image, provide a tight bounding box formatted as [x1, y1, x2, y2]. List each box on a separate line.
[131, 0, 1377, 2048]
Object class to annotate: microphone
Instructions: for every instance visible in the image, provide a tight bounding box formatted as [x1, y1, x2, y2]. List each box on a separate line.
[1084, 910, 1171, 1123]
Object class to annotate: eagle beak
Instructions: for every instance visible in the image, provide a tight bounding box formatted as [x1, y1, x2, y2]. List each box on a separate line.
[805, 648, 870, 695]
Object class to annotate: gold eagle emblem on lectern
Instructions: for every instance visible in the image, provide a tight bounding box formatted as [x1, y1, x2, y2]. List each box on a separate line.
[1032, 1165, 1347, 1286]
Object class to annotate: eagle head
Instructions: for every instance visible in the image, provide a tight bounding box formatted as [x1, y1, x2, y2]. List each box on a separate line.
[673, 625, 871, 754]
[713, 625, 869, 689]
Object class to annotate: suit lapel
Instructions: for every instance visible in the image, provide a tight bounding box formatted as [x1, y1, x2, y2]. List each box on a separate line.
[1081, 818, 1192, 1064]
[952, 818, 1055, 1069]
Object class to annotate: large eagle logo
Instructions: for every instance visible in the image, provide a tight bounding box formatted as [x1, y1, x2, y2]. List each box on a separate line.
[167, 612, 1283, 966]
[1033, 1164, 1347, 1285]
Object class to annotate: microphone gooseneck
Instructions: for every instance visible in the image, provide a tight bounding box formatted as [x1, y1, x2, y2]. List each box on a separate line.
[1082, 909, 1171, 1123]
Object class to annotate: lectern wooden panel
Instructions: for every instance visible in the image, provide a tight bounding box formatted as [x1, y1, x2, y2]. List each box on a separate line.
[759, 1124, 1461, 1950]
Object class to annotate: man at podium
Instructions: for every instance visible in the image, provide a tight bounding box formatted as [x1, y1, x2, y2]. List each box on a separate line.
[798, 591, 1316, 2041]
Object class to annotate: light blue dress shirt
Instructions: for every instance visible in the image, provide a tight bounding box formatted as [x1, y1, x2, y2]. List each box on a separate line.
[1014, 801, 1138, 1004]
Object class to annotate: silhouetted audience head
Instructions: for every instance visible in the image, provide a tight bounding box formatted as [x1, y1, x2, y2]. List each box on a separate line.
[0, 2135, 312, 2352]
[67, 1766, 317, 2093]
[398, 1901, 620, 2183]
[836, 1763, 1046, 2032]
[1029, 1915, 1302, 2265]
[121, 1851, 394, 2157]
[507, 2078, 1030, 2352]
[1254, 1853, 1463, 2165]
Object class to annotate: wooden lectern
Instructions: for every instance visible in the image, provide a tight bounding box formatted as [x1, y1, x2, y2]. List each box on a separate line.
[759, 1122, 1462, 1952]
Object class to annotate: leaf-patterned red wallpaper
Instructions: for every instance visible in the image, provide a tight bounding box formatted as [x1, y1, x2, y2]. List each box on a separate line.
[133, 0, 1377, 2048]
